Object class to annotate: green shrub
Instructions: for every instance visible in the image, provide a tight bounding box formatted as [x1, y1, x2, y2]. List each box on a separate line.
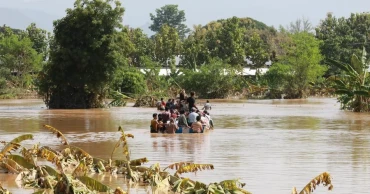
[112, 69, 147, 97]
[177, 60, 245, 98]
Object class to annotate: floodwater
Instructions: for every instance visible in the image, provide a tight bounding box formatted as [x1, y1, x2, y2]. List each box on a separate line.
[0, 98, 370, 194]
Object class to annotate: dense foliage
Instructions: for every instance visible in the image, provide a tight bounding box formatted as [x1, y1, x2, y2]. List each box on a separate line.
[265, 32, 326, 99]
[316, 13, 370, 76]
[37, 0, 125, 109]
[1, 0, 370, 111]
[0, 27, 43, 98]
[111, 68, 148, 97]
[178, 60, 245, 98]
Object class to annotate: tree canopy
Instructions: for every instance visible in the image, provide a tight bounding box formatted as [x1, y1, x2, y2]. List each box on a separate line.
[0, 28, 42, 90]
[37, 0, 125, 108]
[149, 4, 190, 39]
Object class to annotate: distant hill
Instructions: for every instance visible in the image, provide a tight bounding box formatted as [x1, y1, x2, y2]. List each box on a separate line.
[0, 8, 59, 32]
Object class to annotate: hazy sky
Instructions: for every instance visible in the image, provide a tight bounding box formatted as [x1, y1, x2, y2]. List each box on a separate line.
[1, 0, 370, 28]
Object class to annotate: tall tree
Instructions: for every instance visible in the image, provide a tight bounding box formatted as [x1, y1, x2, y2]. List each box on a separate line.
[37, 0, 125, 109]
[125, 27, 154, 67]
[25, 23, 49, 61]
[316, 13, 370, 76]
[245, 31, 270, 69]
[149, 4, 190, 39]
[207, 17, 246, 66]
[153, 25, 181, 67]
[180, 25, 209, 70]
[288, 17, 313, 34]
[0, 29, 42, 89]
[266, 32, 326, 98]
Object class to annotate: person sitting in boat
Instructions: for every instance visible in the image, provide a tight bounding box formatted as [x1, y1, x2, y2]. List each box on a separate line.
[191, 116, 203, 133]
[188, 107, 199, 126]
[166, 118, 178, 134]
[150, 113, 159, 133]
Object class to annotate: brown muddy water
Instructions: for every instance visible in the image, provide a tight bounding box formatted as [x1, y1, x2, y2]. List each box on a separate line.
[0, 98, 370, 194]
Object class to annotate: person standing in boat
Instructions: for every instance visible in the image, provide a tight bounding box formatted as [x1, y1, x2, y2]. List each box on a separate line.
[186, 91, 197, 111]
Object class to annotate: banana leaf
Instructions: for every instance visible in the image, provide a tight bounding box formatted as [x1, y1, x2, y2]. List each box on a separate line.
[43, 125, 69, 145]
[76, 176, 111, 192]
[298, 172, 333, 194]
[130, 157, 149, 166]
[1, 134, 33, 156]
[350, 54, 364, 75]
[42, 165, 60, 177]
[67, 145, 92, 160]
[8, 155, 35, 169]
[176, 164, 214, 175]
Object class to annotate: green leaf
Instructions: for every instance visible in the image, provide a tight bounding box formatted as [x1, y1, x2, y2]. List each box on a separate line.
[327, 59, 351, 73]
[42, 165, 60, 177]
[76, 176, 111, 192]
[334, 79, 346, 87]
[350, 54, 363, 75]
[335, 89, 353, 95]
[354, 90, 369, 96]
[7, 155, 35, 169]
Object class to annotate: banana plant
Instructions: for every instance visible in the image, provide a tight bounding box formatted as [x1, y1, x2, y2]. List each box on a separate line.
[291, 172, 333, 194]
[330, 47, 370, 112]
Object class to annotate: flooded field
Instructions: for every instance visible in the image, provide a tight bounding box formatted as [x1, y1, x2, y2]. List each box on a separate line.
[0, 98, 370, 194]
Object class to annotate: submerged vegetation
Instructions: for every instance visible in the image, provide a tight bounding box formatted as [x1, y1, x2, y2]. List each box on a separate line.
[0, 125, 334, 194]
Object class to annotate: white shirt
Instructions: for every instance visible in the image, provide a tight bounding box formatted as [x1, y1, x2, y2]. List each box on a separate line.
[188, 112, 198, 123]
[203, 103, 211, 111]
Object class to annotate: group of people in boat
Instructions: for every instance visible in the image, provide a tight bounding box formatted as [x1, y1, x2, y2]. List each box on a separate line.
[150, 91, 214, 134]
